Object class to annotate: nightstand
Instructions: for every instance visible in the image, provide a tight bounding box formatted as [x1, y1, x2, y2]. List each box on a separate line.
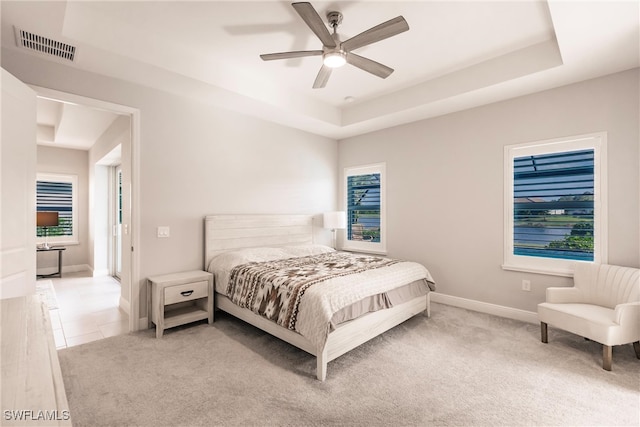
[147, 270, 213, 338]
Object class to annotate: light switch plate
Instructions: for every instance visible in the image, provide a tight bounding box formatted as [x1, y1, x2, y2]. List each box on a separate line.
[157, 226, 170, 238]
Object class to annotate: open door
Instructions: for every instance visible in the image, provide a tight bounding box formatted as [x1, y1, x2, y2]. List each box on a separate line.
[1, 68, 37, 298]
[113, 164, 122, 280]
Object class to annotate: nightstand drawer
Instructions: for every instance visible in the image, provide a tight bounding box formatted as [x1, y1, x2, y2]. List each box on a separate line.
[164, 280, 208, 305]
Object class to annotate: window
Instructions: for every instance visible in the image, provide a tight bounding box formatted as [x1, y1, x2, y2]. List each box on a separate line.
[343, 163, 386, 254]
[503, 133, 607, 276]
[36, 173, 78, 245]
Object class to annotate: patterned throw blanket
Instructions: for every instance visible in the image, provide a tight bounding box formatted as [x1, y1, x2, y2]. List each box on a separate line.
[227, 252, 400, 331]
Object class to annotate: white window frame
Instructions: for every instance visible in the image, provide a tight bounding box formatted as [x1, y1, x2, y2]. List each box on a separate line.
[503, 132, 608, 277]
[36, 172, 79, 246]
[342, 163, 387, 254]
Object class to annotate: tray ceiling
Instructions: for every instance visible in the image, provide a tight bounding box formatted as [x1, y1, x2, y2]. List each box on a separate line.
[2, 1, 638, 139]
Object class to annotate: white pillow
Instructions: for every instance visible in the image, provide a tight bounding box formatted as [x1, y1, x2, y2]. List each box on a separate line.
[208, 247, 289, 273]
[208, 244, 335, 273]
[281, 244, 335, 257]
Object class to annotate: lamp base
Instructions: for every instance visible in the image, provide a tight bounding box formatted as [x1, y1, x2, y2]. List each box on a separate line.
[42, 227, 50, 250]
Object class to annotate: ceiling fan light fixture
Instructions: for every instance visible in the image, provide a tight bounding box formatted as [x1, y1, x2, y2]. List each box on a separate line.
[323, 51, 346, 68]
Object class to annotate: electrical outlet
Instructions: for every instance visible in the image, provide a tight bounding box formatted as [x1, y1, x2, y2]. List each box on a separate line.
[157, 226, 170, 238]
[522, 279, 531, 291]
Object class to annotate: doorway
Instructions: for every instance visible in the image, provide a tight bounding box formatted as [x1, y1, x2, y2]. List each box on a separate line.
[33, 85, 140, 333]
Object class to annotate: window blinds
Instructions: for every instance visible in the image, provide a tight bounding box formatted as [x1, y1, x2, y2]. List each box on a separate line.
[36, 180, 73, 237]
[347, 173, 381, 242]
[513, 149, 594, 261]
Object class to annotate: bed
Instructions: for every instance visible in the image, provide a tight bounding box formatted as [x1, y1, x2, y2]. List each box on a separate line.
[204, 214, 435, 380]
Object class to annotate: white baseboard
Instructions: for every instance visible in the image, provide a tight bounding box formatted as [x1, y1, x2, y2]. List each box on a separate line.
[430, 292, 539, 324]
[65, 264, 90, 273]
[119, 296, 130, 315]
[139, 317, 149, 330]
[122, 301, 148, 331]
[36, 264, 89, 276]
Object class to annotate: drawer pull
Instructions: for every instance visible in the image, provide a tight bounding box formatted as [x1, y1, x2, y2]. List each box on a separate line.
[180, 290, 194, 297]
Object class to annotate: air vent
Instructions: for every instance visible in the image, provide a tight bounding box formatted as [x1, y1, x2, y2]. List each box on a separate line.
[14, 27, 76, 61]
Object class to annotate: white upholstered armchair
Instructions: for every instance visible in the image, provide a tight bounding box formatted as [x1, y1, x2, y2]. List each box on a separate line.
[538, 263, 640, 371]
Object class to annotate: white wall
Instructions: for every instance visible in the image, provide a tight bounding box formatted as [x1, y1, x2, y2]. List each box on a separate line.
[339, 68, 640, 313]
[2, 49, 338, 321]
[89, 115, 131, 285]
[138, 90, 337, 279]
[91, 165, 109, 276]
[1, 68, 36, 298]
[36, 145, 89, 274]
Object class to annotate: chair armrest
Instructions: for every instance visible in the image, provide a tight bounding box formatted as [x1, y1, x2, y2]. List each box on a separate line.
[614, 301, 640, 325]
[545, 286, 583, 303]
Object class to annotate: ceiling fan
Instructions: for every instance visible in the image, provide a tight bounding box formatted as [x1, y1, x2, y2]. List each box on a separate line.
[260, 2, 409, 89]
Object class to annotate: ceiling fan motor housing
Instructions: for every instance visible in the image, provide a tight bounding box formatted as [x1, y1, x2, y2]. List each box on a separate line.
[326, 11, 343, 29]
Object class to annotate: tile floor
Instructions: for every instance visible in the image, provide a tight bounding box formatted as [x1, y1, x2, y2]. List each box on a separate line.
[43, 271, 129, 349]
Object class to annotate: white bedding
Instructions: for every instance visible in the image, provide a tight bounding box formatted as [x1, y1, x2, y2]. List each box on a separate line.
[208, 245, 435, 350]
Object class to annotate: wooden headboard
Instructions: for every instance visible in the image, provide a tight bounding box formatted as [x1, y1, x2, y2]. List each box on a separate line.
[204, 214, 314, 270]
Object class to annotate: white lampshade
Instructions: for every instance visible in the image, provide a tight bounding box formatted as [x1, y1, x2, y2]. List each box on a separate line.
[323, 211, 346, 230]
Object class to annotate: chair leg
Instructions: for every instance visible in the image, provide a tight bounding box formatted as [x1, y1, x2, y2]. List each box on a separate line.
[540, 322, 548, 343]
[633, 341, 640, 359]
[602, 345, 612, 371]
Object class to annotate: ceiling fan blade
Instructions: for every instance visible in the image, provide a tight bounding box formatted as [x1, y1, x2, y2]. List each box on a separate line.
[260, 50, 323, 61]
[341, 16, 409, 52]
[313, 65, 332, 89]
[346, 53, 394, 79]
[292, 2, 337, 48]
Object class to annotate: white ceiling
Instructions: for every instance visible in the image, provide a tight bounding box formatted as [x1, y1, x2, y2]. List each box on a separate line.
[36, 97, 120, 150]
[2, 1, 639, 140]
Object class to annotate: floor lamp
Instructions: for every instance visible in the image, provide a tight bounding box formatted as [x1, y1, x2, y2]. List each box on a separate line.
[37, 211, 59, 249]
[323, 211, 346, 250]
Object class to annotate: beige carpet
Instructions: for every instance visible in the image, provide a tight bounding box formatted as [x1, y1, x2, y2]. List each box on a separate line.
[58, 303, 640, 426]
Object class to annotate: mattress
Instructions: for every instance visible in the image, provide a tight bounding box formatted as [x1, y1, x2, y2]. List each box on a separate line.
[329, 279, 428, 329]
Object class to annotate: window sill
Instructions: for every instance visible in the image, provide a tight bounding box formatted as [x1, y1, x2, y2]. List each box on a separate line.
[37, 241, 79, 247]
[341, 247, 387, 256]
[501, 263, 573, 278]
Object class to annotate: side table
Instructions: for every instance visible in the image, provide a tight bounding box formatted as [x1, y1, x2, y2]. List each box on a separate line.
[36, 247, 66, 278]
[147, 270, 214, 338]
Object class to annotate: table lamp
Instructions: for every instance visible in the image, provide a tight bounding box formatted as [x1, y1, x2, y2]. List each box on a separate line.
[323, 211, 346, 250]
[37, 211, 59, 249]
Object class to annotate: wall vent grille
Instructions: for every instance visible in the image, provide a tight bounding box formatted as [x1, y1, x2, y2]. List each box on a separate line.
[15, 28, 76, 61]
